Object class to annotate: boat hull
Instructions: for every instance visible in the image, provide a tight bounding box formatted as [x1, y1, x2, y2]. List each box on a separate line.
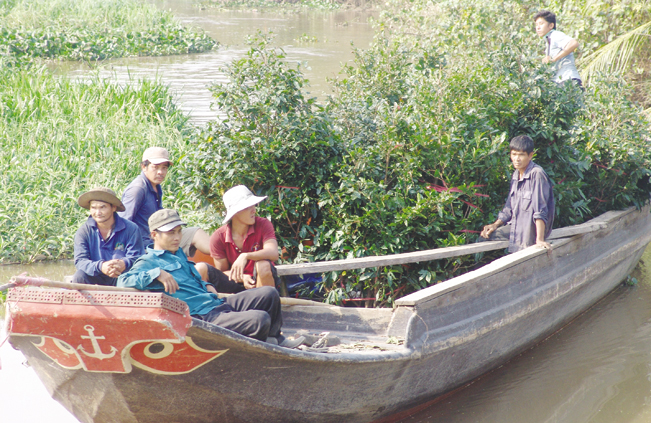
[6, 206, 651, 423]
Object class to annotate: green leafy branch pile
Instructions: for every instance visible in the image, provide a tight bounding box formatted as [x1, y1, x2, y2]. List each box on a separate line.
[181, 1, 651, 306]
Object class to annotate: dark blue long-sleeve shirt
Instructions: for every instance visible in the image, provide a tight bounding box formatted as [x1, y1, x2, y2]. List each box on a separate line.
[119, 172, 164, 246]
[498, 161, 555, 253]
[74, 214, 144, 276]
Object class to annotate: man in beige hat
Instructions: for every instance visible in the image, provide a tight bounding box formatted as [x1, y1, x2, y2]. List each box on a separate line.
[118, 209, 304, 348]
[119, 146, 211, 257]
[73, 187, 144, 286]
[209, 185, 280, 290]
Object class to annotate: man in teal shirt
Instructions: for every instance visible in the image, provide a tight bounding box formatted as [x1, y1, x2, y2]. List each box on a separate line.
[118, 209, 303, 347]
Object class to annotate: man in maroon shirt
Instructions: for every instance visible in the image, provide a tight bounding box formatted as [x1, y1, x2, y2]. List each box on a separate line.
[209, 185, 280, 289]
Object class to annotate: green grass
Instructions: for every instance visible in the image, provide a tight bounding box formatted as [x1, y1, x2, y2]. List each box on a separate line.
[0, 64, 213, 263]
[0, 0, 216, 61]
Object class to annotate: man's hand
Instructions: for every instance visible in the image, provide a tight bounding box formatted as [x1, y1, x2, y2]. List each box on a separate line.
[100, 259, 127, 278]
[543, 55, 553, 64]
[157, 269, 179, 294]
[242, 274, 257, 290]
[480, 223, 498, 239]
[229, 254, 249, 283]
[535, 240, 552, 250]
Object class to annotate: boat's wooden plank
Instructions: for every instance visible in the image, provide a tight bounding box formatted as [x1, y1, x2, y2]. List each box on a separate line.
[276, 220, 609, 277]
[548, 222, 607, 239]
[276, 241, 510, 276]
[216, 292, 332, 307]
[394, 246, 550, 307]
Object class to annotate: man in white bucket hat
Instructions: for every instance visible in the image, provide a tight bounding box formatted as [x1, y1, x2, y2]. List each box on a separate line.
[73, 187, 144, 286]
[120, 146, 211, 257]
[209, 185, 280, 290]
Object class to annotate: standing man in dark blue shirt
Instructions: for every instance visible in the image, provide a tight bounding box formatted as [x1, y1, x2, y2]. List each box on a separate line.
[73, 187, 144, 286]
[480, 136, 555, 252]
[119, 147, 211, 257]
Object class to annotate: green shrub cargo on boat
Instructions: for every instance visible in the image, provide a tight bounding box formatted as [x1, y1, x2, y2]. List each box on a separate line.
[180, 1, 651, 305]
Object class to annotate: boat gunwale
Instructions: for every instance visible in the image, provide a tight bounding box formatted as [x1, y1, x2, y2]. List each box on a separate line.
[395, 206, 644, 307]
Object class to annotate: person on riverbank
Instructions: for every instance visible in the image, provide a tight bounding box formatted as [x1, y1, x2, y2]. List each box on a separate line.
[73, 187, 144, 286]
[117, 209, 303, 347]
[119, 147, 210, 257]
[480, 135, 555, 252]
[534, 10, 582, 86]
[209, 185, 280, 290]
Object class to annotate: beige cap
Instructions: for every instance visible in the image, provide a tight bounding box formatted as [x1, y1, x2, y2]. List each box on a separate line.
[78, 187, 125, 212]
[149, 209, 186, 232]
[142, 147, 171, 165]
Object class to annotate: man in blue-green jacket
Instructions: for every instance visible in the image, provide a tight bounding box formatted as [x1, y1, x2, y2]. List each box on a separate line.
[117, 209, 303, 347]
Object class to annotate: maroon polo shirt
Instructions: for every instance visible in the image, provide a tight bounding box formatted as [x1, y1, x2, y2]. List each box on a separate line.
[209, 217, 277, 275]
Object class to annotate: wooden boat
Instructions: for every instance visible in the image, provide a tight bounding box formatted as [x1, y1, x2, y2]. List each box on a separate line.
[3, 205, 651, 423]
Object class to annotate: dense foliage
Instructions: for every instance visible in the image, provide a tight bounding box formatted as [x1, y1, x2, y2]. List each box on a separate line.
[0, 0, 216, 61]
[181, 0, 651, 306]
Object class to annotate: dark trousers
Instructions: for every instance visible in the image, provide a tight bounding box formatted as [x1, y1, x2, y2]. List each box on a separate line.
[206, 264, 245, 293]
[194, 286, 282, 341]
[72, 269, 117, 286]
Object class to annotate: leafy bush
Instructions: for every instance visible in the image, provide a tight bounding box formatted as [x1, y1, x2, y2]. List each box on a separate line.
[177, 35, 343, 254]
[182, 1, 650, 307]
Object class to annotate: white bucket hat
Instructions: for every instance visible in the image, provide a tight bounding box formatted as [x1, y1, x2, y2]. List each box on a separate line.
[222, 185, 267, 224]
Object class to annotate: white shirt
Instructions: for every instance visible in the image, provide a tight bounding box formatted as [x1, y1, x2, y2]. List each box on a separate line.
[544, 29, 581, 82]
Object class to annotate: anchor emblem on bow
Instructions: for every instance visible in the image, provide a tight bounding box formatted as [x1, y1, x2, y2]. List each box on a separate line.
[77, 324, 118, 360]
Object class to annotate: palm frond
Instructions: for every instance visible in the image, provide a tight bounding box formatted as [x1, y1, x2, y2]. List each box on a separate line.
[579, 20, 651, 82]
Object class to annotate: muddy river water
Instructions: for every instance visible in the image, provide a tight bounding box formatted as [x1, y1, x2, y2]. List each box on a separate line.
[4, 1, 651, 422]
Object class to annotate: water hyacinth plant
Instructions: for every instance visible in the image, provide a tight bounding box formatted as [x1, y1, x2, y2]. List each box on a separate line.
[0, 0, 216, 61]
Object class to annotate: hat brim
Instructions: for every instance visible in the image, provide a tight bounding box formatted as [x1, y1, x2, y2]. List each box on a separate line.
[78, 191, 125, 212]
[147, 158, 172, 165]
[223, 195, 267, 224]
[155, 220, 187, 232]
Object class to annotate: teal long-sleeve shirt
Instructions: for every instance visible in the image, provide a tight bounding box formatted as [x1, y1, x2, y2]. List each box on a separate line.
[117, 246, 225, 316]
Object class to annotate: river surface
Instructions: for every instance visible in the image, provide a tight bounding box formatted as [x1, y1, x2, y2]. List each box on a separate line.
[50, 0, 378, 125]
[1, 245, 651, 422]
